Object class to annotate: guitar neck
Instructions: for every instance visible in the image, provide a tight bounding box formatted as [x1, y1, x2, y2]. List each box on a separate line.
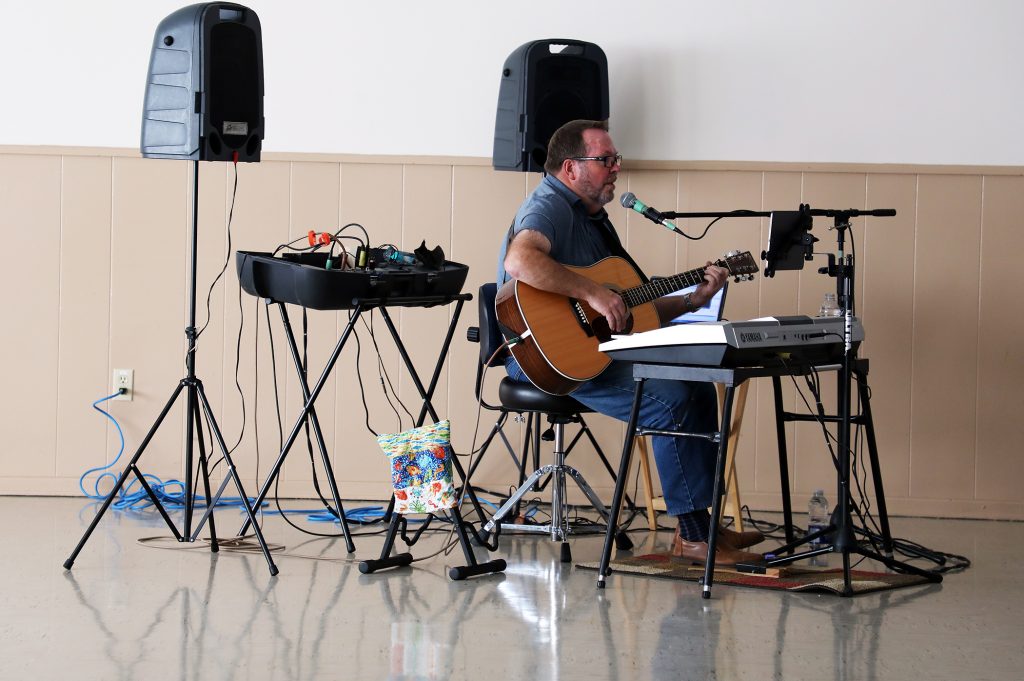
[618, 266, 710, 309]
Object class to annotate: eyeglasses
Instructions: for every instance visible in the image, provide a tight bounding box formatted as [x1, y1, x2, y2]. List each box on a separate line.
[569, 154, 622, 169]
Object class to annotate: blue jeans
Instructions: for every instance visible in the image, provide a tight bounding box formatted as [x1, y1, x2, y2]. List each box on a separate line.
[505, 357, 718, 516]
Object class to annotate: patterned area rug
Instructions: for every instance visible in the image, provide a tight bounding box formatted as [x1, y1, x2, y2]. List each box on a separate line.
[577, 552, 930, 595]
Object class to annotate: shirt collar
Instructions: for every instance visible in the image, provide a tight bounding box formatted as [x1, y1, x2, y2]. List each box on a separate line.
[543, 174, 609, 220]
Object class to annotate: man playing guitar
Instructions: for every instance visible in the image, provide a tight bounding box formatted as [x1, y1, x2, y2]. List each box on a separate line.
[496, 119, 763, 565]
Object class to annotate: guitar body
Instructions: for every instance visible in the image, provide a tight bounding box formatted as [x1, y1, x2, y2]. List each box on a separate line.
[495, 257, 661, 395]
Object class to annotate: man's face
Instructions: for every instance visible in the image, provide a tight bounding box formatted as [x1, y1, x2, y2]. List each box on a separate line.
[571, 129, 620, 209]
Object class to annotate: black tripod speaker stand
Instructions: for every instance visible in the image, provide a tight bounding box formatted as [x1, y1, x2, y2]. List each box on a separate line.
[752, 207, 940, 594]
[63, 161, 278, 576]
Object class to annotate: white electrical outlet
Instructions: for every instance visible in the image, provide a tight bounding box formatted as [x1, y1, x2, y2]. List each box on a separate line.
[112, 369, 134, 401]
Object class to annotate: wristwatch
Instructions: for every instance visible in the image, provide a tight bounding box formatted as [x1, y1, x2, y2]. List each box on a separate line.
[683, 292, 697, 313]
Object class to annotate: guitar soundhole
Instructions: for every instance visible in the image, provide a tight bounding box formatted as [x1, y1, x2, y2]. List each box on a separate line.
[592, 315, 633, 343]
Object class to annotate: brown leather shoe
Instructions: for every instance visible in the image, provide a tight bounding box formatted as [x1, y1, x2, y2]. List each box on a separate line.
[717, 526, 765, 550]
[672, 535, 763, 566]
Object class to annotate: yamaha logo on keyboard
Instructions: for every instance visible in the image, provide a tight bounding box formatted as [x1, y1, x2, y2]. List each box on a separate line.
[739, 331, 764, 344]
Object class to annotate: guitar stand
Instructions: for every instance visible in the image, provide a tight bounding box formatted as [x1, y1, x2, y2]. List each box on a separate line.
[64, 161, 278, 577]
[358, 506, 507, 580]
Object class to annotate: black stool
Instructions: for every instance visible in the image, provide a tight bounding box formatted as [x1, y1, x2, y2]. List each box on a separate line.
[469, 284, 633, 563]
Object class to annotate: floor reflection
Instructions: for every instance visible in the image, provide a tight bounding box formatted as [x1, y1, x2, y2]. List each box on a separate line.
[13, 498, 1019, 681]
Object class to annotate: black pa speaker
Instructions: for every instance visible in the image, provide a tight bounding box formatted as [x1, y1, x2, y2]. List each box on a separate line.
[141, 3, 263, 162]
[492, 39, 609, 173]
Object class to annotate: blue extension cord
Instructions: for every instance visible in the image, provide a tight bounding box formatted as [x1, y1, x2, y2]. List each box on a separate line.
[80, 391, 256, 512]
[82, 392, 513, 523]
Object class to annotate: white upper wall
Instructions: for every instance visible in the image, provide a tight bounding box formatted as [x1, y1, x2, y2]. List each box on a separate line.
[3, 0, 1020, 164]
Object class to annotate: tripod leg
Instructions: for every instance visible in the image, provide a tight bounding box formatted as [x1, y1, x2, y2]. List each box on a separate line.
[64, 382, 188, 569]
[447, 506, 506, 580]
[191, 390, 219, 552]
[191, 475, 232, 543]
[772, 375, 796, 545]
[509, 414, 535, 521]
[465, 412, 512, 480]
[359, 514, 413, 573]
[855, 366, 895, 556]
[194, 381, 278, 576]
[564, 467, 633, 551]
[578, 417, 636, 510]
[483, 467, 551, 533]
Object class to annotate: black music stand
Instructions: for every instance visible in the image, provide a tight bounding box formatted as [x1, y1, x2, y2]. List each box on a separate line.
[64, 161, 279, 576]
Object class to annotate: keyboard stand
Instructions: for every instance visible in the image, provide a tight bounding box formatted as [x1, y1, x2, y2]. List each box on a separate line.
[597, 364, 789, 596]
[596, 359, 940, 597]
[236, 293, 490, 550]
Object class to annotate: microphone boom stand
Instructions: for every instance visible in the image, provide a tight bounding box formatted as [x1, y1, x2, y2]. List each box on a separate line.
[64, 160, 279, 576]
[657, 205, 941, 594]
[758, 208, 939, 594]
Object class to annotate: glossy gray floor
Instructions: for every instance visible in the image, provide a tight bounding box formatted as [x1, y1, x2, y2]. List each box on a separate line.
[3, 496, 1021, 681]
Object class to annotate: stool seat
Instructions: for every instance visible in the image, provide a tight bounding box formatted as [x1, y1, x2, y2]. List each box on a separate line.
[498, 378, 593, 417]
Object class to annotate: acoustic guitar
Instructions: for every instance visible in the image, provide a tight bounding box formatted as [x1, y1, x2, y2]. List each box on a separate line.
[495, 251, 759, 395]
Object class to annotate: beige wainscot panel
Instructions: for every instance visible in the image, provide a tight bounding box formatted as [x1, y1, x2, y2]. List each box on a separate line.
[330, 162, 404, 500]
[219, 160, 292, 496]
[861, 173, 918, 501]
[191, 162, 229, 450]
[975, 175, 1024, 504]
[396, 163, 455, 434]
[791, 173, 867, 498]
[0, 154, 61, 482]
[623, 170, 678, 279]
[449, 166, 529, 496]
[56, 156, 113, 483]
[107, 157, 190, 480]
[677, 170, 766, 500]
[911, 174, 982, 501]
[749, 171, 802, 508]
[275, 161, 341, 494]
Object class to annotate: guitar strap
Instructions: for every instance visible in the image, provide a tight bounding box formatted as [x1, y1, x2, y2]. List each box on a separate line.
[500, 209, 650, 285]
[591, 213, 650, 284]
[499, 218, 517, 285]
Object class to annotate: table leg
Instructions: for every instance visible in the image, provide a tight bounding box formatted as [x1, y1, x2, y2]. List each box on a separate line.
[597, 378, 645, 589]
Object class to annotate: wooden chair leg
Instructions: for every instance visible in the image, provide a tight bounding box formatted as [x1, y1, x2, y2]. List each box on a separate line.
[634, 437, 659, 531]
[715, 382, 750, 531]
[634, 380, 750, 533]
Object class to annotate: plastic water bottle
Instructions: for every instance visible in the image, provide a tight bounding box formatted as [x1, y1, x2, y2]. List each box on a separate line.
[807, 489, 830, 547]
[818, 293, 840, 317]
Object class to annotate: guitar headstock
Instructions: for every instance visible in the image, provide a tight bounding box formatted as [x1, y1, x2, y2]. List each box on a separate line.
[716, 251, 759, 282]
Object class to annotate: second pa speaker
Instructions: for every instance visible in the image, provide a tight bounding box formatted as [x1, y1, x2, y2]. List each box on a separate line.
[492, 39, 609, 172]
[141, 2, 263, 162]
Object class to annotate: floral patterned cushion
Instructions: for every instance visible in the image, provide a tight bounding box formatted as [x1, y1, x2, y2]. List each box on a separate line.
[377, 420, 457, 515]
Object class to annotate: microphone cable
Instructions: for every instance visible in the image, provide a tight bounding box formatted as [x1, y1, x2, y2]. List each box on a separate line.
[672, 210, 764, 241]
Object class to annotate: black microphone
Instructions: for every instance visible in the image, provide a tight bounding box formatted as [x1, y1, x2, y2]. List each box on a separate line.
[620, 192, 679, 232]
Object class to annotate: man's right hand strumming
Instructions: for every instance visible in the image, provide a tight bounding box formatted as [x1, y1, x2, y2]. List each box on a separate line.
[584, 284, 629, 333]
